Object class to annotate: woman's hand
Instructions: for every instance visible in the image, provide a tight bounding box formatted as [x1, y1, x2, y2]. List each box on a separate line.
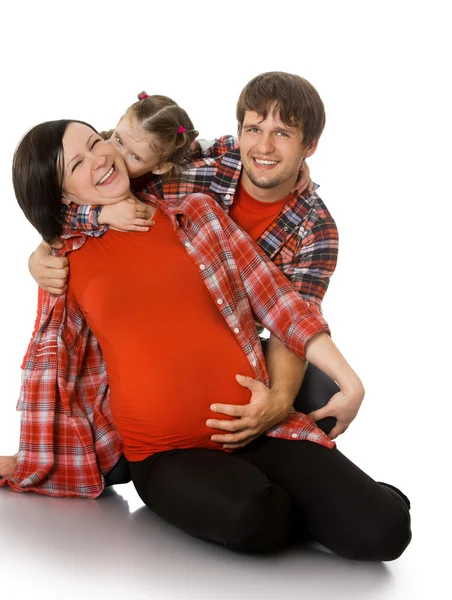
[309, 384, 365, 440]
[291, 160, 313, 195]
[98, 198, 155, 232]
[304, 332, 365, 439]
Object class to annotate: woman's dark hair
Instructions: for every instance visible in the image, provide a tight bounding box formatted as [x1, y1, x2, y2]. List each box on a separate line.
[12, 119, 98, 242]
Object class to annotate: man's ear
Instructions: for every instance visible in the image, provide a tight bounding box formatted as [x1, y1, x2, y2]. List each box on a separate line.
[152, 162, 174, 175]
[304, 138, 319, 159]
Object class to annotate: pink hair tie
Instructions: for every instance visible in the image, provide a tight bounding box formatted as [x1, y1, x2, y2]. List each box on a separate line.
[177, 125, 186, 134]
[139, 92, 149, 100]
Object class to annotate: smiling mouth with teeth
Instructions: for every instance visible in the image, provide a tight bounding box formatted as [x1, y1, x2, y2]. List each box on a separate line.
[253, 158, 279, 166]
[96, 164, 116, 186]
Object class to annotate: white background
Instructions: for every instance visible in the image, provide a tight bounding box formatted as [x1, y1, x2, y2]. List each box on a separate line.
[0, 1, 451, 598]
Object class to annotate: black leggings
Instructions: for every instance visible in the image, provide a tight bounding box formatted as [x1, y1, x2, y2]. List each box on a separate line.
[129, 437, 411, 560]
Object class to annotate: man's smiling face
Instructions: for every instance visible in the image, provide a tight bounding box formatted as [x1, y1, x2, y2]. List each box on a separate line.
[238, 107, 318, 200]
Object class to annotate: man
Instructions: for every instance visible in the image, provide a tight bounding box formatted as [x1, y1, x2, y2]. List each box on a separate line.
[27, 72, 357, 449]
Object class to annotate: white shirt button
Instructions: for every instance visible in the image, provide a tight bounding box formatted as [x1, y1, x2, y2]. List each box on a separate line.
[233, 327, 240, 334]
[199, 264, 206, 271]
[224, 194, 231, 200]
[217, 299, 223, 305]
[291, 433, 297, 439]
[184, 241, 191, 248]
[251, 360, 257, 367]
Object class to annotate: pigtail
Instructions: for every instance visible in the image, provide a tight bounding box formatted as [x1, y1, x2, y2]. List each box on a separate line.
[99, 128, 115, 141]
[175, 124, 199, 153]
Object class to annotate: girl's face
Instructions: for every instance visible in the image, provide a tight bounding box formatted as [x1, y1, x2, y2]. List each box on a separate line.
[62, 122, 131, 206]
[110, 117, 173, 178]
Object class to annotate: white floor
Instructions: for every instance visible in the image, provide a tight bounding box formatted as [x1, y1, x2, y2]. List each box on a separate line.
[0, 472, 446, 600]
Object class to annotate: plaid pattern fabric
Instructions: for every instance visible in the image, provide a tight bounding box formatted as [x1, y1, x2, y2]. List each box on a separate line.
[147, 142, 339, 314]
[0, 233, 123, 498]
[62, 203, 106, 238]
[66, 136, 338, 313]
[1, 192, 334, 498]
[189, 135, 238, 161]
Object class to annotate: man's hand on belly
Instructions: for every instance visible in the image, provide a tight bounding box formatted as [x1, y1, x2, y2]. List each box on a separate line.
[206, 375, 292, 449]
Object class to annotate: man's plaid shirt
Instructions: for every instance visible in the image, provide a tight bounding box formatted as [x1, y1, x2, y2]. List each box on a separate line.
[64, 136, 338, 315]
[1, 193, 334, 498]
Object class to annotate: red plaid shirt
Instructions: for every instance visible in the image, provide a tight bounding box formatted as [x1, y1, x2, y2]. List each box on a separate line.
[1, 193, 334, 498]
[64, 136, 338, 315]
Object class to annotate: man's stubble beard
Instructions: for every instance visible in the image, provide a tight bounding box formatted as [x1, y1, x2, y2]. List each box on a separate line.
[242, 161, 288, 190]
[243, 163, 296, 190]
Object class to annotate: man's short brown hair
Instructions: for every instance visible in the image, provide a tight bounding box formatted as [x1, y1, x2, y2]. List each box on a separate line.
[236, 72, 326, 148]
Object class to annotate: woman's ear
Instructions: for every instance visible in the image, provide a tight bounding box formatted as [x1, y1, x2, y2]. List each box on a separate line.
[152, 162, 174, 175]
[61, 191, 73, 206]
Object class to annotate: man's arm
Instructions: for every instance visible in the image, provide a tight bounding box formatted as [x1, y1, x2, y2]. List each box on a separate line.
[265, 334, 307, 409]
[193, 194, 362, 439]
[29, 240, 69, 295]
[205, 198, 336, 447]
[279, 201, 339, 308]
[209, 334, 307, 449]
[29, 199, 154, 293]
[28, 203, 105, 294]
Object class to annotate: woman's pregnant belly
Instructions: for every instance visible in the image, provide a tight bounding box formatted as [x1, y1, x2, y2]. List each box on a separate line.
[106, 328, 256, 461]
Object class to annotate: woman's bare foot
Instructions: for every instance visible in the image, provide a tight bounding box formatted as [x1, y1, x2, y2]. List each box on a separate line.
[0, 452, 18, 477]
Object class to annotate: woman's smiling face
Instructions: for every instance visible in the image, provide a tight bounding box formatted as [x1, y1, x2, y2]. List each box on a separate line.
[61, 122, 131, 206]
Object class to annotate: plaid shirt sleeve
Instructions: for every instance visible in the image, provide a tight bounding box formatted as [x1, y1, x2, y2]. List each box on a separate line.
[183, 194, 331, 360]
[189, 136, 239, 161]
[265, 195, 339, 315]
[63, 203, 107, 237]
[292, 215, 338, 312]
[1, 292, 122, 497]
